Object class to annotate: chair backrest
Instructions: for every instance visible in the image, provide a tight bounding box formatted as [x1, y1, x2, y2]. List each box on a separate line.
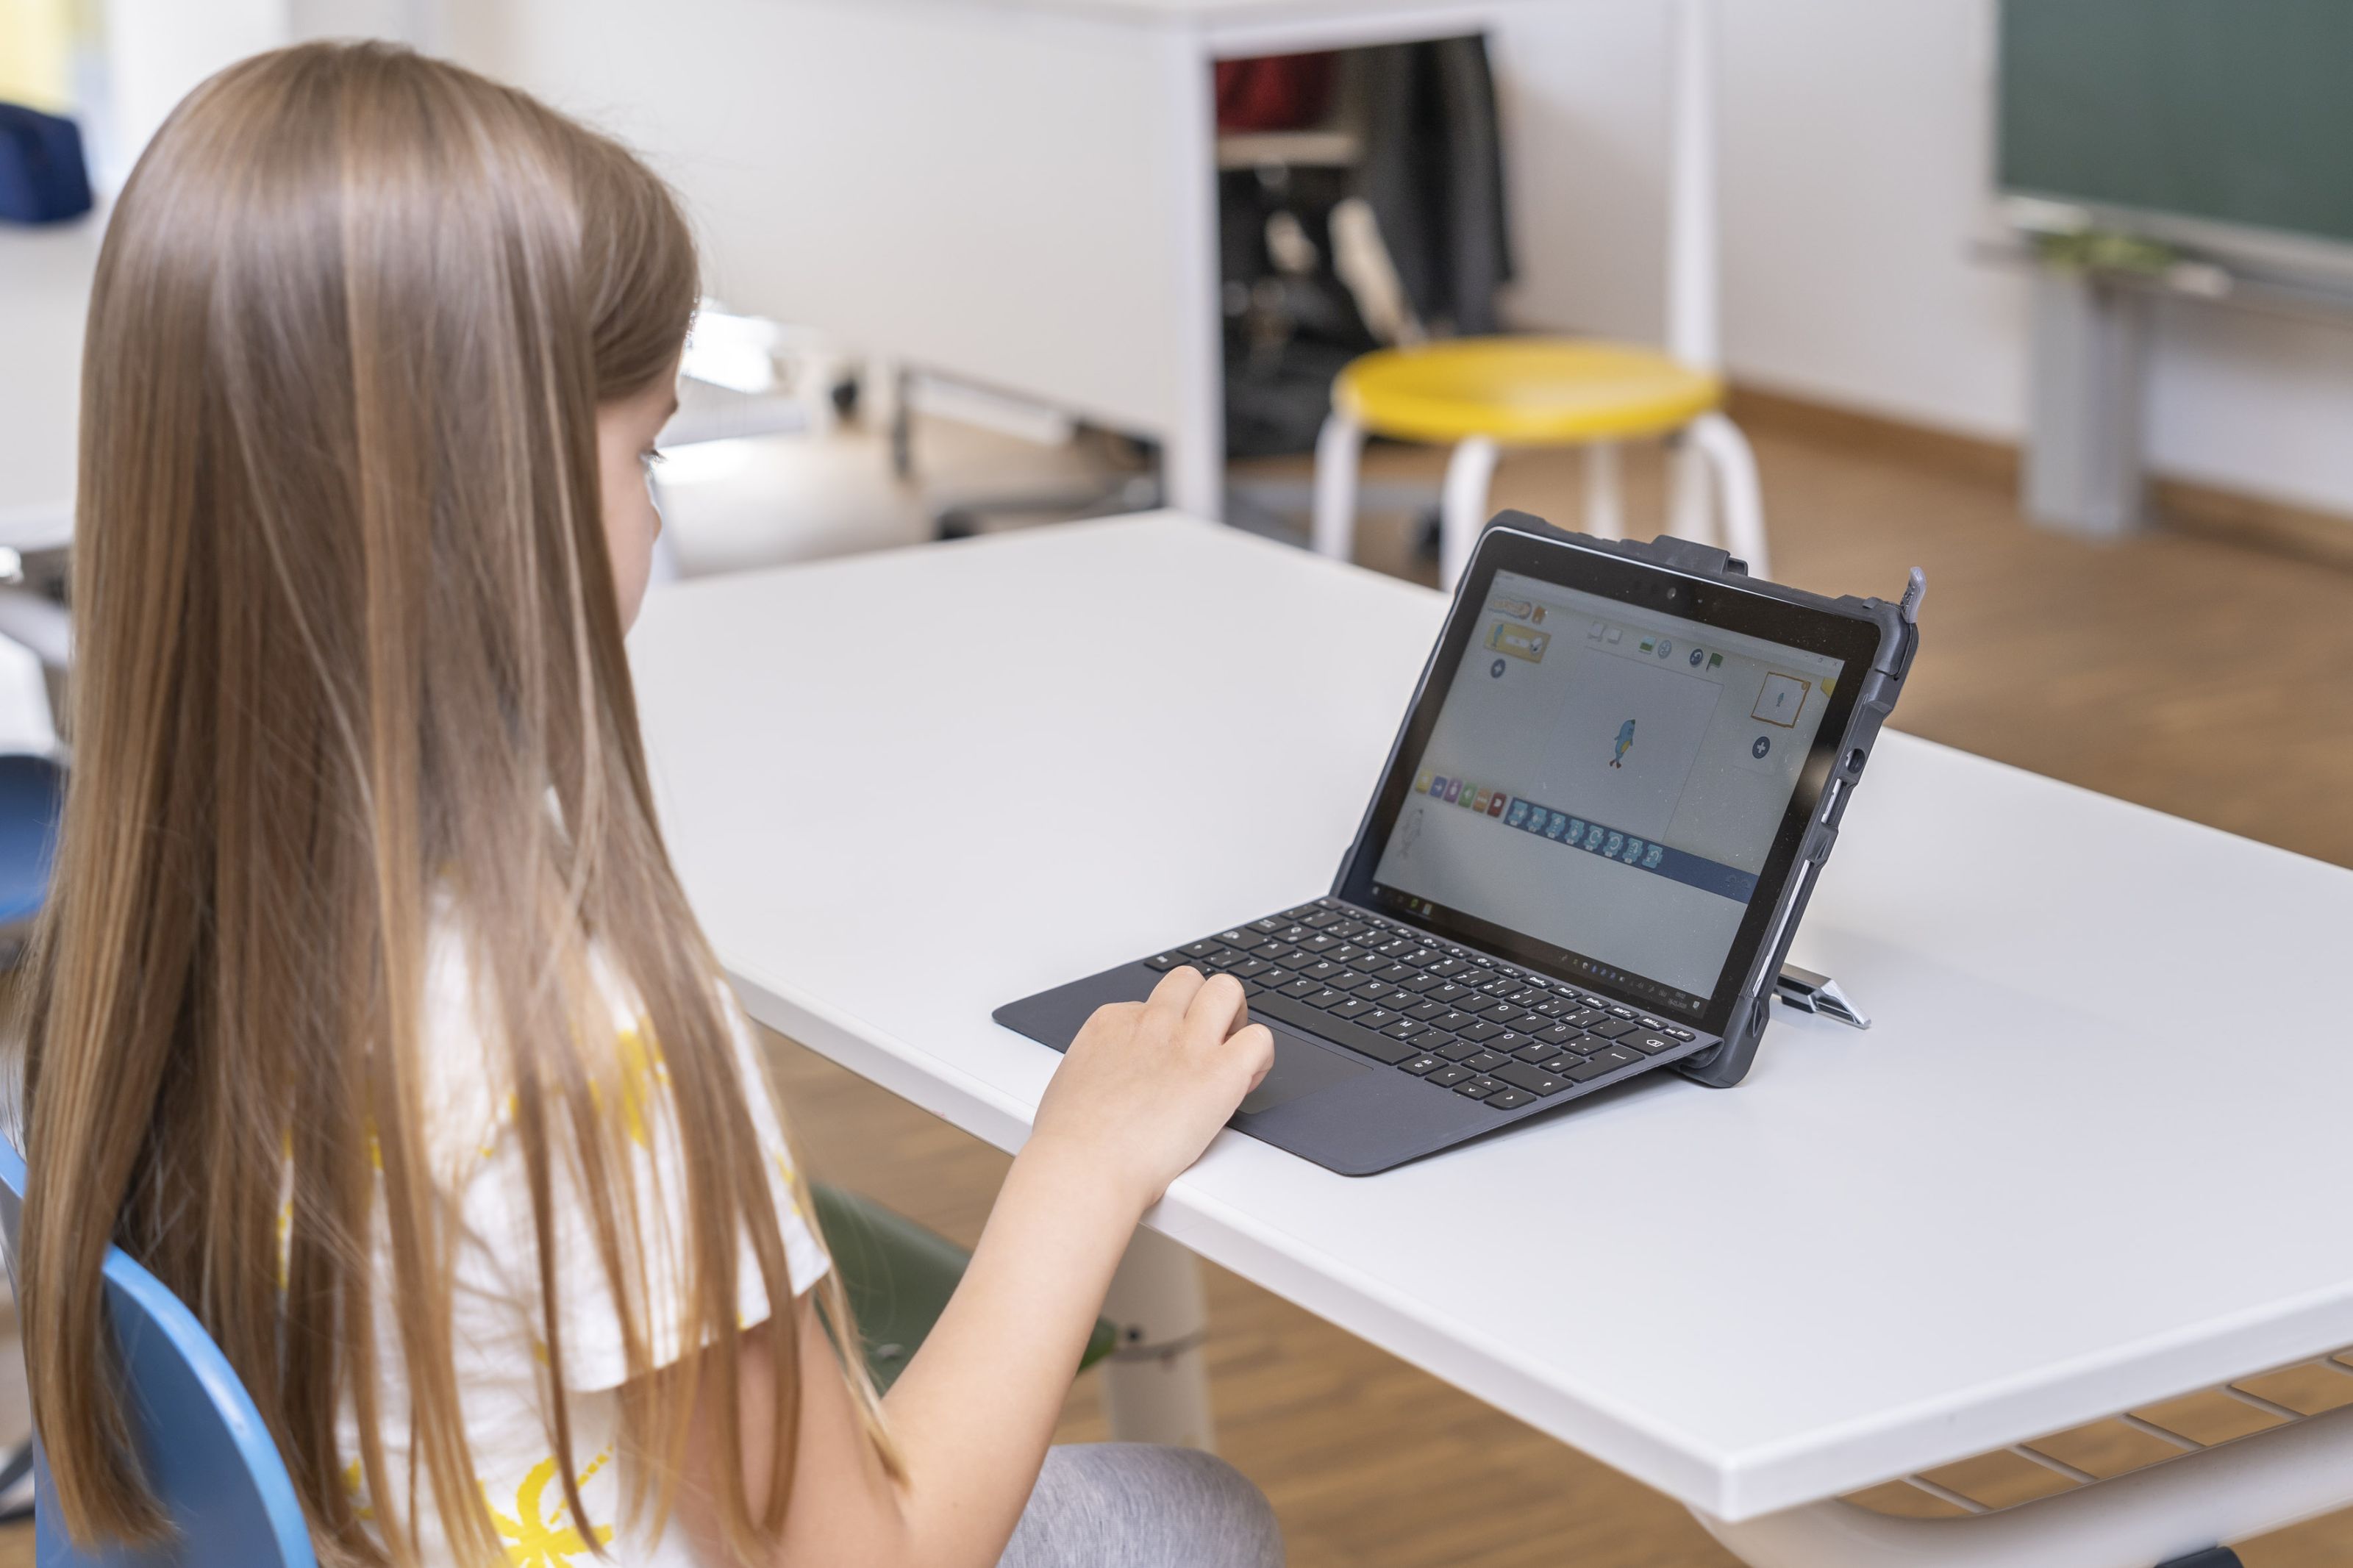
[0, 1139, 316, 1567]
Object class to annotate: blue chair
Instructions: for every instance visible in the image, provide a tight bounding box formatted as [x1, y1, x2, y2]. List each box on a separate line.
[0, 1139, 317, 1567]
[0, 752, 63, 949]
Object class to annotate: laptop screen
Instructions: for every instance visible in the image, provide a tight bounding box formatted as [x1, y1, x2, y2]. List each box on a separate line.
[1367, 568, 1846, 1019]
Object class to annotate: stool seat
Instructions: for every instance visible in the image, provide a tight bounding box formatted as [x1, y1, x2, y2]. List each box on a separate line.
[1336, 337, 1723, 446]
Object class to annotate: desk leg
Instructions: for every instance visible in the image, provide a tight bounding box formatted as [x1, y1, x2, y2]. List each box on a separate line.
[1099, 1228, 1215, 1452]
[1690, 1398, 2353, 1568]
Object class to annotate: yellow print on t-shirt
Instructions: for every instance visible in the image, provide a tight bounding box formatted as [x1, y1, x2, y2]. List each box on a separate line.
[485, 1450, 613, 1566]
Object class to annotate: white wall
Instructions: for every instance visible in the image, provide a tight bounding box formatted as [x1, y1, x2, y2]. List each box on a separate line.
[1490, 0, 2353, 518]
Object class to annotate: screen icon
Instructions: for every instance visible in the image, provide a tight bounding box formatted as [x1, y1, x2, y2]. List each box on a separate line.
[1602, 831, 1625, 857]
[1487, 792, 1507, 818]
[1642, 842, 1665, 868]
[1487, 621, 1551, 664]
[1609, 718, 1636, 769]
[1656, 639, 1672, 660]
[1568, 817, 1586, 842]
[1605, 626, 1623, 644]
[1471, 787, 1490, 812]
[1507, 798, 1529, 828]
[1415, 770, 1433, 795]
[1752, 672, 1813, 727]
[1752, 734, 1771, 759]
[1429, 773, 1448, 797]
[1443, 778, 1462, 803]
[1588, 620, 1606, 640]
[1689, 647, 1705, 667]
[1638, 637, 1655, 654]
[1583, 823, 1606, 851]
[1621, 837, 1643, 863]
[1546, 811, 1568, 839]
[1707, 651, 1724, 670]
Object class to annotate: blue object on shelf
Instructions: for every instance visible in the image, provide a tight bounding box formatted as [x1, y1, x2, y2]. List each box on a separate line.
[0, 101, 94, 224]
[0, 1138, 319, 1567]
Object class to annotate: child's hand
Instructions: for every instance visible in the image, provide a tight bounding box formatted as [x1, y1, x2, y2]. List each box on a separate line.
[1028, 967, 1277, 1211]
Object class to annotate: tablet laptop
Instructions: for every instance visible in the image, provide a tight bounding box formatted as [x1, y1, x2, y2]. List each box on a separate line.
[996, 513, 1921, 1174]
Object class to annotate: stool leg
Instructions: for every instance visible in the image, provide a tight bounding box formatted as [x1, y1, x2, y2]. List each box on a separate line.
[1689, 412, 1770, 577]
[1439, 437, 1499, 590]
[1311, 412, 1365, 563]
[1668, 433, 1713, 546]
[1583, 442, 1625, 538]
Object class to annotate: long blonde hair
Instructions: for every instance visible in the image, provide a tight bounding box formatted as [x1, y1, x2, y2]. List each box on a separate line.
[18, 40, 886, 1567]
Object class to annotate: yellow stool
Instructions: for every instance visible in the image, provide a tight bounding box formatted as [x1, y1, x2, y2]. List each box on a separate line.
[1310, 337, 1769, 587]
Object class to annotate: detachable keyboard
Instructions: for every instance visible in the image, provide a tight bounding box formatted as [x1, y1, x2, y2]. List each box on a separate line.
[1143, 897, 1713, 1111]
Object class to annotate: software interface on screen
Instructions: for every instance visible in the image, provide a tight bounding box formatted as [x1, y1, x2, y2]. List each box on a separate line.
[1370, 570, 1843, 1017]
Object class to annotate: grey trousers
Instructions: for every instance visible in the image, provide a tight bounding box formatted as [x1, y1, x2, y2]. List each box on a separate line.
[999, 1444, 1285, 1568]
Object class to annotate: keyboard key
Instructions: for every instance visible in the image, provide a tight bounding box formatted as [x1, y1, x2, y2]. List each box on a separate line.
[1510, 988, 1549, 1008]
[1638, 1015, 1665, 1031]
[1252, 992, 1419, 1064]
[1488, 1031, 1530, 1056]
[1460, 1075, 1504, 1097]
[1531, 998, 1571, 1017]
[1329, 920, 1370, 940]
[1457, 969, 1496, 988]
[1279, 978, 1320, 999]
[1454, 995, 1500, 1017]
[1479, 978, 1521, 998]
[1484, 1088, 1536, 1109]
[1229, 958, 1271, 980]
[1249, 915, 1285, 933]
[1324, 970, 1369, 993]
[1427, 958, 1467, 977]
[1536, 1023, 1578, 1045]
[1346, 951, 1388, 973]
[1303, 989, 1348, 1010]
[1303, 910, 1342, 928]
[1327, 942, 1367, 964]
[1375, 964, 1415, 984]
[1299, 934, 1338, 953]
[1380, 1017, 1427, 1040]
[1461, 1050, 1508, 1073]
[1402, 973, 1447, 994]
[1512, 1042, 1563, 1064]
[1435, 1037, 1484, 1062]
[1399, 1055, 1443, 1075]
[1301, 959, 1342, 983]
[1484, 1005, 1530, 1028]
[1427, 983, 1470, 1006]
[1607, 1005, 1638, 1020]
[1590, 1044, 1643, 1070]
[1416, 1031, 1460, 1054]
[1406, 1000, 1446, 1022]
[1494, 1061, 1570, 1096]
[1357, 985, 1412, 1010]
[1428, 1010, 1477, 1035]
[1330, 998, 1371, 1020]
[1218, 928, 1264, 951]
[1182, 938, 1220, 957]
[1627, 1032, 1677, 1055]
[1357, 1009, 1400, 1031]
[1457, 1021, 1502, 1043]
[1665, 1026, 1695, 1041]
[1586, 1017, 1638, 1040]
[1427, 1064, 1474, 1087]
[1146, 951, 1185, 970]
[1565, 1057, 1618, 1083]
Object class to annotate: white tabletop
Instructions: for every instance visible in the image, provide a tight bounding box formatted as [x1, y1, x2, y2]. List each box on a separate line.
[629, 513, 2353, 1521]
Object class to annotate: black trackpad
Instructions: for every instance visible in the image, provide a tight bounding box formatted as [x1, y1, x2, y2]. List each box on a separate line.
[1238, 1028, 1372, 1114]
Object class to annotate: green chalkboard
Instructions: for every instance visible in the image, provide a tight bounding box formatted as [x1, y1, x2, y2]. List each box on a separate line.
[1998, 0, 2353, 246]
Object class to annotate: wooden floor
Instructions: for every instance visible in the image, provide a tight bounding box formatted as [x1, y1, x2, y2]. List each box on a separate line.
[779, 414, 2353, 1568]
[5, 411, 2345, 1564]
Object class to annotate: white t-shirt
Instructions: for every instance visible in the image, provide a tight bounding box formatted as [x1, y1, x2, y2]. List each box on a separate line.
[320, 931, 829, 1567]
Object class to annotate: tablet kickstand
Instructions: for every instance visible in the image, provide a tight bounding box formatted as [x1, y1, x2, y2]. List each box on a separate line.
[1774, 962, 1871, 1030]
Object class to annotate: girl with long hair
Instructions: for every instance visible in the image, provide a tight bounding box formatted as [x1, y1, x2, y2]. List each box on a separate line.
[15, 40, 1280, 1568]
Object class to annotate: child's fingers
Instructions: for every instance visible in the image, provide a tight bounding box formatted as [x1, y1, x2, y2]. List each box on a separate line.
[1148, 965, 1207, 1016]
[1181, 972, 1249, 1046]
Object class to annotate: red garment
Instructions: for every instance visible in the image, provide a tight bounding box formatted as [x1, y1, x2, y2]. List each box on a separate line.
[1214, 52, 1338, 132]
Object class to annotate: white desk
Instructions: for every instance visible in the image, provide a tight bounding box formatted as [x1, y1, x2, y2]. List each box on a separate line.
[629, 514, 2353, 1567]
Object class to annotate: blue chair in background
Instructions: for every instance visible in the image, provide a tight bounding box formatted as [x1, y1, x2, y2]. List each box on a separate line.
[0, 1139, 317, 1567]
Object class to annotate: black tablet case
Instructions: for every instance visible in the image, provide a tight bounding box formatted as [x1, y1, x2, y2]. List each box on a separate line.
[1425, 512, 1922, 1087]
